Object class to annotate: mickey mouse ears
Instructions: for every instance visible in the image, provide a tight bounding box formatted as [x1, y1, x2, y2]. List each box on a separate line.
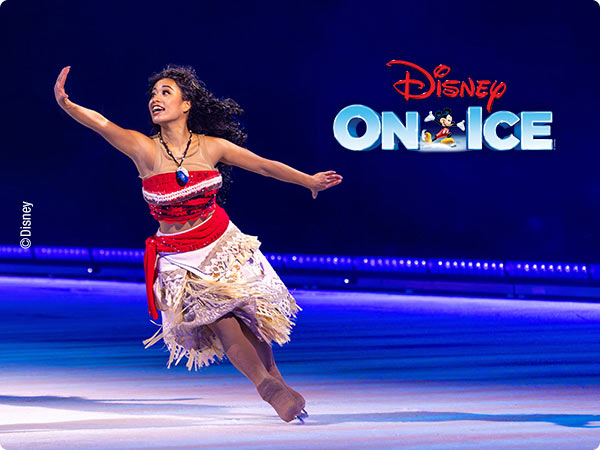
[435, 107, 452, 119]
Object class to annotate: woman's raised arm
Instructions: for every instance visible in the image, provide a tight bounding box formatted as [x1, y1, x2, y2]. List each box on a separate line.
[54, 66, 153, 167]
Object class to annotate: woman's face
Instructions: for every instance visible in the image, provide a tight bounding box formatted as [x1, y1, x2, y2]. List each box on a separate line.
[148, 78, 191, 124]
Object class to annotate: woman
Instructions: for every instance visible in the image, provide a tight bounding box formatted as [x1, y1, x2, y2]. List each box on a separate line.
[53, 64, 342, 424]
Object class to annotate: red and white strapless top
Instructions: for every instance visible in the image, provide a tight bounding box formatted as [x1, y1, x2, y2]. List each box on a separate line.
[142, 170, 222, 223]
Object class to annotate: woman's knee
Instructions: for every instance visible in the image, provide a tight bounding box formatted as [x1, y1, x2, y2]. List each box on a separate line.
[206, 313, 242, 348]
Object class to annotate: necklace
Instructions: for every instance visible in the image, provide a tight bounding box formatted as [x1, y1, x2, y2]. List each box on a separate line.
[159, 129, 193, 186]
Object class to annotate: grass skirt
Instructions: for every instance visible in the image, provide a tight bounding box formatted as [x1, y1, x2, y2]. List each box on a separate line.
[142, 220, 301, 371]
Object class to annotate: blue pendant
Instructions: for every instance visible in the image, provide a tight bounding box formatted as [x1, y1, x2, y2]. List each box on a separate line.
[176, 166, 189, 185]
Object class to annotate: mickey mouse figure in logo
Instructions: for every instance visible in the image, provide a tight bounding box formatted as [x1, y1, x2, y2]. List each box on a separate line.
[422, 107, 465, 147]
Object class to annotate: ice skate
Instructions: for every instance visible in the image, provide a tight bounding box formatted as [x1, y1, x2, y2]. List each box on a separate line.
[257, 377, 305, 423]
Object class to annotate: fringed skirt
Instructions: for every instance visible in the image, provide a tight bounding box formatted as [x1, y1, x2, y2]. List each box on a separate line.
[142, 220, 302, 371]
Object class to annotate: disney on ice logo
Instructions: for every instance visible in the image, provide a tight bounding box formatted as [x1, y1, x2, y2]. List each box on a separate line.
[333, 60, 554, 152]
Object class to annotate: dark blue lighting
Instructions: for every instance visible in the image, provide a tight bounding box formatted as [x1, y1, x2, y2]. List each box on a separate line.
[353, 257, 428, 274]
[263, 253, 284, 269]
[428, 259, 505, 278]
[33, 246, 91, 262]
[506, 261, 589, 280]
[281, 254, 354, 271]
[589, 265, 600, 281]
[0, 245, 33, 260]
[91, 248, 144, 263]
[0, 244, 595, 287]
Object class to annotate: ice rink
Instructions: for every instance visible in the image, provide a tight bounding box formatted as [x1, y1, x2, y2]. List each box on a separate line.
[1, 276, 599, 449]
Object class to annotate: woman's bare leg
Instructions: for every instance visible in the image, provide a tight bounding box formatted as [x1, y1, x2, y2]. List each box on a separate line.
[236, 316, 306, 409]
[206, 313, 301, 422]
[205, 312, 269, 387]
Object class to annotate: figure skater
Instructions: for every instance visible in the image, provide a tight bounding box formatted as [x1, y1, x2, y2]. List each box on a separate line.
[422, 108, 465, 145]
[53, 64, 343, 423]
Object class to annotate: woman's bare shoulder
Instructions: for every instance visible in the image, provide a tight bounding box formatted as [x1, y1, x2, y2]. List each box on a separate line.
[201, 134, 226, 159]
[201, 134, 222, 146]
[202, 135, 236, 151]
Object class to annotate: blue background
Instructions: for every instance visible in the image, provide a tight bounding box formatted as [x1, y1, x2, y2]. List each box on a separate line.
[1, 0, 598, 261]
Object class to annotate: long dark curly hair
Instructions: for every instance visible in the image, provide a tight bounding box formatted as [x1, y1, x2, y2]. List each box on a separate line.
[147, 64, 247, 206]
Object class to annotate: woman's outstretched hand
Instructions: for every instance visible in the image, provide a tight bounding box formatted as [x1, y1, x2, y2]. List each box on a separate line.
[54, 66, 71, 108]
[309, 170, 343, 199]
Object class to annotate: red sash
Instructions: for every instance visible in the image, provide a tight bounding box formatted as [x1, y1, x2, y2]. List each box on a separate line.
[143, 204, 230, 319]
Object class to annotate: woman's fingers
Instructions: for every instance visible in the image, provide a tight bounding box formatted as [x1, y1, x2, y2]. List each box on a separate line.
[54, 66, 72, 105]
[56, 66, 70, 89]
[56, 69, 64, 86]
[310, 171, 342, 198]
[325, 175, 343, 183]
[59, 66, 70, 87]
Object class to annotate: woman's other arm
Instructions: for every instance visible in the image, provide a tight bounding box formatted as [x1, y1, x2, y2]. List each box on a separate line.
[214, 137, 343, 199]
